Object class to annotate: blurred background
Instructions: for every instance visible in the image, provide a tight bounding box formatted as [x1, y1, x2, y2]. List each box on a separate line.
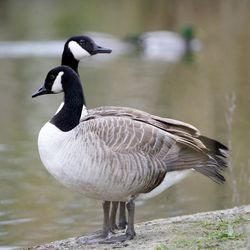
[0, 0, 250, 248]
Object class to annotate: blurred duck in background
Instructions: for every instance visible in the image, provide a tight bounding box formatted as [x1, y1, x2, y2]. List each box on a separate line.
[128, 26, 202, 62]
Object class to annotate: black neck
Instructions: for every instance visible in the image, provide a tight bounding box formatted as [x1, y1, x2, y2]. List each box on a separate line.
[61, 49, 79, 74]
[50, 74, 84, 132]
[61, 48, 87, 106]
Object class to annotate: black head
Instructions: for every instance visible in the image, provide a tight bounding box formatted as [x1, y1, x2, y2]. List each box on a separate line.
[32, 66, 79, 98]
[64, 35, 112, 61]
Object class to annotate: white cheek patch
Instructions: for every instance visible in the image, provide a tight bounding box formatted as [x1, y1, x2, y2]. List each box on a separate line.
[52, 71, 64, 93]
[68, 41, 90, 60]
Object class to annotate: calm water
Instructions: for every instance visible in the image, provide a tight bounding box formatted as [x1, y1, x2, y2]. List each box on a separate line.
[0, 1, 250, 248]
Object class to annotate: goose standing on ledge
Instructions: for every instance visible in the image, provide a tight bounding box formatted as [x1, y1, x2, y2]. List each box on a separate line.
[60, 35, 111, 115]
[32, 66, 228, 243]
[61, 35, 128, 230]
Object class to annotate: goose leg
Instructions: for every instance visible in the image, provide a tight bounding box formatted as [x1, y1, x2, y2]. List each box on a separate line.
[99, 200, 135, 244]
[110, 201, 119, 231]
[125, 200, 136, 239]
[110, 201, 127, 231]
[118, 202, 127, 229]
[78, 201, 135, 245]
[77, 201, 112, 244]
[102, 200, 111, 236]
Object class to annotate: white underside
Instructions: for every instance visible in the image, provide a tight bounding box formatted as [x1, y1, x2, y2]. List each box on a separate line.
[38, 122, 135, 201]
[38, 111, 191, 202]
[137, 170, 192, 200]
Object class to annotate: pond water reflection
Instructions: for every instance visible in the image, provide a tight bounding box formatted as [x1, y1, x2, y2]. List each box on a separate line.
[0, 1, 249, 248]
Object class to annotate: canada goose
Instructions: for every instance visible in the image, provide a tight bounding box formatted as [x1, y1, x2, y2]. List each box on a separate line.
[60, 35, 111, 119]
[61, 35, 112, 77]
[60, 35, 127, 229]
[32, 66, 228, 243]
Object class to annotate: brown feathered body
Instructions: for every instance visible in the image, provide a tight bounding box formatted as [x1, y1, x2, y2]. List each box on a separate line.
[38, 105, 228, 202]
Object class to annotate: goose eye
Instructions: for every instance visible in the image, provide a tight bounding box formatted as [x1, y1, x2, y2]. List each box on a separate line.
[50, 74, 55, 80]
[79, 40, 84, 46]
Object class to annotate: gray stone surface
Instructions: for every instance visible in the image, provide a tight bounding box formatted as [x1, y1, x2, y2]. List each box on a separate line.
[28, 205, 250, 250]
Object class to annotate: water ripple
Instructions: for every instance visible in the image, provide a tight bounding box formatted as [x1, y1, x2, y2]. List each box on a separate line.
[0, 217, 35, 226]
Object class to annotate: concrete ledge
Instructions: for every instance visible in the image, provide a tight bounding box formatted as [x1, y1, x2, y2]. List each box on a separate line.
[29, 205, 250, 250]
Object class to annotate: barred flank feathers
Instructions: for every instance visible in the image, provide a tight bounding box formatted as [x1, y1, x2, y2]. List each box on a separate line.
[83, 106, 228, 190]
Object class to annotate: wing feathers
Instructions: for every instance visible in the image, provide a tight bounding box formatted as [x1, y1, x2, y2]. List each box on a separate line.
[80, 106, 228, 194]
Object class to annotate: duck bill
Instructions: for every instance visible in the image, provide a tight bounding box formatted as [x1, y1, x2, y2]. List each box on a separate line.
[91, 45, 112, 55]
[32, 85, 52, 98]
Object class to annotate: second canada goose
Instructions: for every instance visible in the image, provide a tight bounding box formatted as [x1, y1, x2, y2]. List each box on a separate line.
[32, 66, 228, 243]
[60, 35, 111, 111]
[61, 35, 112, 75]
[60, 35, 127, 229]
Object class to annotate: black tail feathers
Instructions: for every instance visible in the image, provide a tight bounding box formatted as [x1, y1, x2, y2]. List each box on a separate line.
[196, 135, 229, 183]
[199, 135, 229, 158]
[166, 135, 229, 184]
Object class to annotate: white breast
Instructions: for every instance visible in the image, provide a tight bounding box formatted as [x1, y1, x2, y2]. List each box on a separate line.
[38, 122, 71, 181]
[37, 122, 134, 201]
